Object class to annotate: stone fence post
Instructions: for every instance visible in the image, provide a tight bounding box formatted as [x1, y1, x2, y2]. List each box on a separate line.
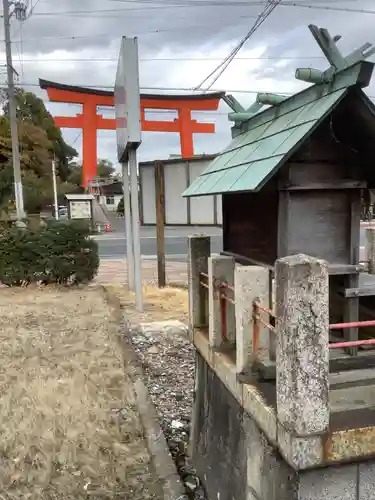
[234, 265, 269, 377]
[366, 227, 375, 274]
[188, 235, 211, 339]
[208, 255, 235, 349]
[275, 254, 330, 436]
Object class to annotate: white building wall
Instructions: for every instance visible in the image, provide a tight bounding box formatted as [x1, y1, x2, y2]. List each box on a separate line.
[99, 194, 123, 212]
[164, 162, 188, 224]
[139, 157, 222, 226]
[140, 166, 156, 224]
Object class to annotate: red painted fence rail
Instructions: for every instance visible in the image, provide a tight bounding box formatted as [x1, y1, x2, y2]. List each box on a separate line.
[198, 280, 375, 356]
[199, 272, 235, 343]
[252, 300, 375, 357]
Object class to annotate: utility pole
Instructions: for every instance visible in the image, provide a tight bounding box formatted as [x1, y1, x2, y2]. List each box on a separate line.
[52, 158, 59, 220]
[2, 0, 26, 222]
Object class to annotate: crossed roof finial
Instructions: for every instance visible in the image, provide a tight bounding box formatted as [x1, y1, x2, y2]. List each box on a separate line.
[226, 25, 375, 127]
[296, 24, 375, 84]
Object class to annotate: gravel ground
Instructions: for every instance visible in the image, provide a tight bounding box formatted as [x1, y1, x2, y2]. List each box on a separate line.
[127, 320, 207, 499]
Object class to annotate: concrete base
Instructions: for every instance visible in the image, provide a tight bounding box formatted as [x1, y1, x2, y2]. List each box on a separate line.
[191, 352, 375, 500]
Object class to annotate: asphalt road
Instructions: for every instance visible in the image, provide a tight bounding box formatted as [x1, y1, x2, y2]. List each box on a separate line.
[94, 226, 223, 260]
[95, 225, 368, 262]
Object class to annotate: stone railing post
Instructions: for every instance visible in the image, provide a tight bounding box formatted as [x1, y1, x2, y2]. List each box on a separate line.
[208, 255, 235, 349]
[188, 235, 211, 339]
[366, 227, 375, 274]
[234, 265, 269, 377]
[276, 254, 330, 436]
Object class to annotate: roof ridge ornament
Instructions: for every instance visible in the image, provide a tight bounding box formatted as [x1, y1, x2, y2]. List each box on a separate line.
[224, 94, 265, 127]
[256, 93, 287, 106]
[226, 92, 287, 126]
[296, 24, 375, 84]
[226, 25, 375, 128]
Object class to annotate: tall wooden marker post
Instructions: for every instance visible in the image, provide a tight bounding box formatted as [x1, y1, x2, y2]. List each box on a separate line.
[154, 161, 166, 287]
[115, 37, 143, 311]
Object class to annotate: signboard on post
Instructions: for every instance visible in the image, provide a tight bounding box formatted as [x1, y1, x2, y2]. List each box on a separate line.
[115, 36, 143, 312]
[65, 194, 94, 220]
[115, 37, 142, 162]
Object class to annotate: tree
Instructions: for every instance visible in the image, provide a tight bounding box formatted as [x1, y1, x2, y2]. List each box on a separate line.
[1, 88, 78, 181]
[66, 159, 117, 188]
[117, 196, 124, 215]
[97, 158, 116, 178]
[0, 88, 79, 214]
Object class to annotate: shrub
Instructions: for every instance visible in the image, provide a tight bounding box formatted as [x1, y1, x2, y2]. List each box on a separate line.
[117, 196, 124, 216]
[0, 220, 99, 286]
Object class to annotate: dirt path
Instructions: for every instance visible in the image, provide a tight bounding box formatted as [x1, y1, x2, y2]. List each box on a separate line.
[0, 287, 161, 499]
[95, 259, 188, 287]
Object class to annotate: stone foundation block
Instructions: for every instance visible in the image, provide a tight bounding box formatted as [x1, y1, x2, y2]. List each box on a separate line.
[277, 422, 323, 470]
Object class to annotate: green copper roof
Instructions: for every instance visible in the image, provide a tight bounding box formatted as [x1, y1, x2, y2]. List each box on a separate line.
[183, 62, 371, 198]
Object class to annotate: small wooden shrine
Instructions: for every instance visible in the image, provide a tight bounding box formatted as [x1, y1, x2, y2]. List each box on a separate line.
[184, 25, 375, 361]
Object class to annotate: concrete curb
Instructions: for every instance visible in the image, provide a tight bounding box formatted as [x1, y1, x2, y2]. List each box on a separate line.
[101, 285, 189, 500]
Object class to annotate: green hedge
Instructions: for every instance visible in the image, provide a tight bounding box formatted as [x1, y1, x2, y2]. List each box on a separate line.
[117, 196, 124, 216]
[0, 221, 99, 286]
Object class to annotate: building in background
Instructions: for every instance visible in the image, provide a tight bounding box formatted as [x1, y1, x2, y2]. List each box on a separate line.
[98, 181, 123, 212]
[139, 154, 221, 226]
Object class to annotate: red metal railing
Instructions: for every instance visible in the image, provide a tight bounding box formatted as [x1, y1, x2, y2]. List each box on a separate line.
[329, 320, 375, 349]
[199, 272, 235, 343]
[252, 298, 276, 358]
[200, 273, 375, 356]
[252, 302, 375, 356]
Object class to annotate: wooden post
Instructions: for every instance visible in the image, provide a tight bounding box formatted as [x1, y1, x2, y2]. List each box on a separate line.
[344, 189, 361, 356]
[155, 161, 166, 288]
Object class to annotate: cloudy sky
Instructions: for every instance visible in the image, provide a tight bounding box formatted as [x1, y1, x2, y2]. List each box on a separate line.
[1, 0, 375, 171]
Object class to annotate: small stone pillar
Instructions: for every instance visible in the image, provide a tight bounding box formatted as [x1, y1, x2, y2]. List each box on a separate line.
[234, 265, 269, 376]
[188, 235, 211, 339]
[366, 227, 375, 274]
[208, 255, 235, 349]
[276, 254, 330, 436]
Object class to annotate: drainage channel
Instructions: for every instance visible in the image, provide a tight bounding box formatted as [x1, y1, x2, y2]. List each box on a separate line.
[161, 418, 206, 499]
[129, 321, 207, 499]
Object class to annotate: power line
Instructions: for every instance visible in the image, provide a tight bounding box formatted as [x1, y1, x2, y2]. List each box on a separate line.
[17, 3, 263, 16]
[28, 0, 42, 16]
[9, 15, 262, 42]
[8, 20, 262, 43]
[6, 82, 375, 100]
[17, 2, 375, 16]
[196, 0, 282, 90]
[70, 130, 82, 146]
[280, 1, 375, 15]
[0, 56, 326, 62]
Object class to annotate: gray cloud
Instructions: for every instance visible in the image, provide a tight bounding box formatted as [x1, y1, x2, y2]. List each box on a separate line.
[1, 0, 375, 166]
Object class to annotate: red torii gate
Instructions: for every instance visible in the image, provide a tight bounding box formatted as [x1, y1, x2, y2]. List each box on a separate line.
[39, 79, 224, 186]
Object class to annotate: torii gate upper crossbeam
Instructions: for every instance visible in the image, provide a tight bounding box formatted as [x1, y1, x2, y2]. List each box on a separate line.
[39, 79, 224, 186]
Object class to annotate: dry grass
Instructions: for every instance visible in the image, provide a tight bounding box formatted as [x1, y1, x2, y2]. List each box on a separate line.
[0, 287, 159, 500]
[108, 285, 189, 325]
